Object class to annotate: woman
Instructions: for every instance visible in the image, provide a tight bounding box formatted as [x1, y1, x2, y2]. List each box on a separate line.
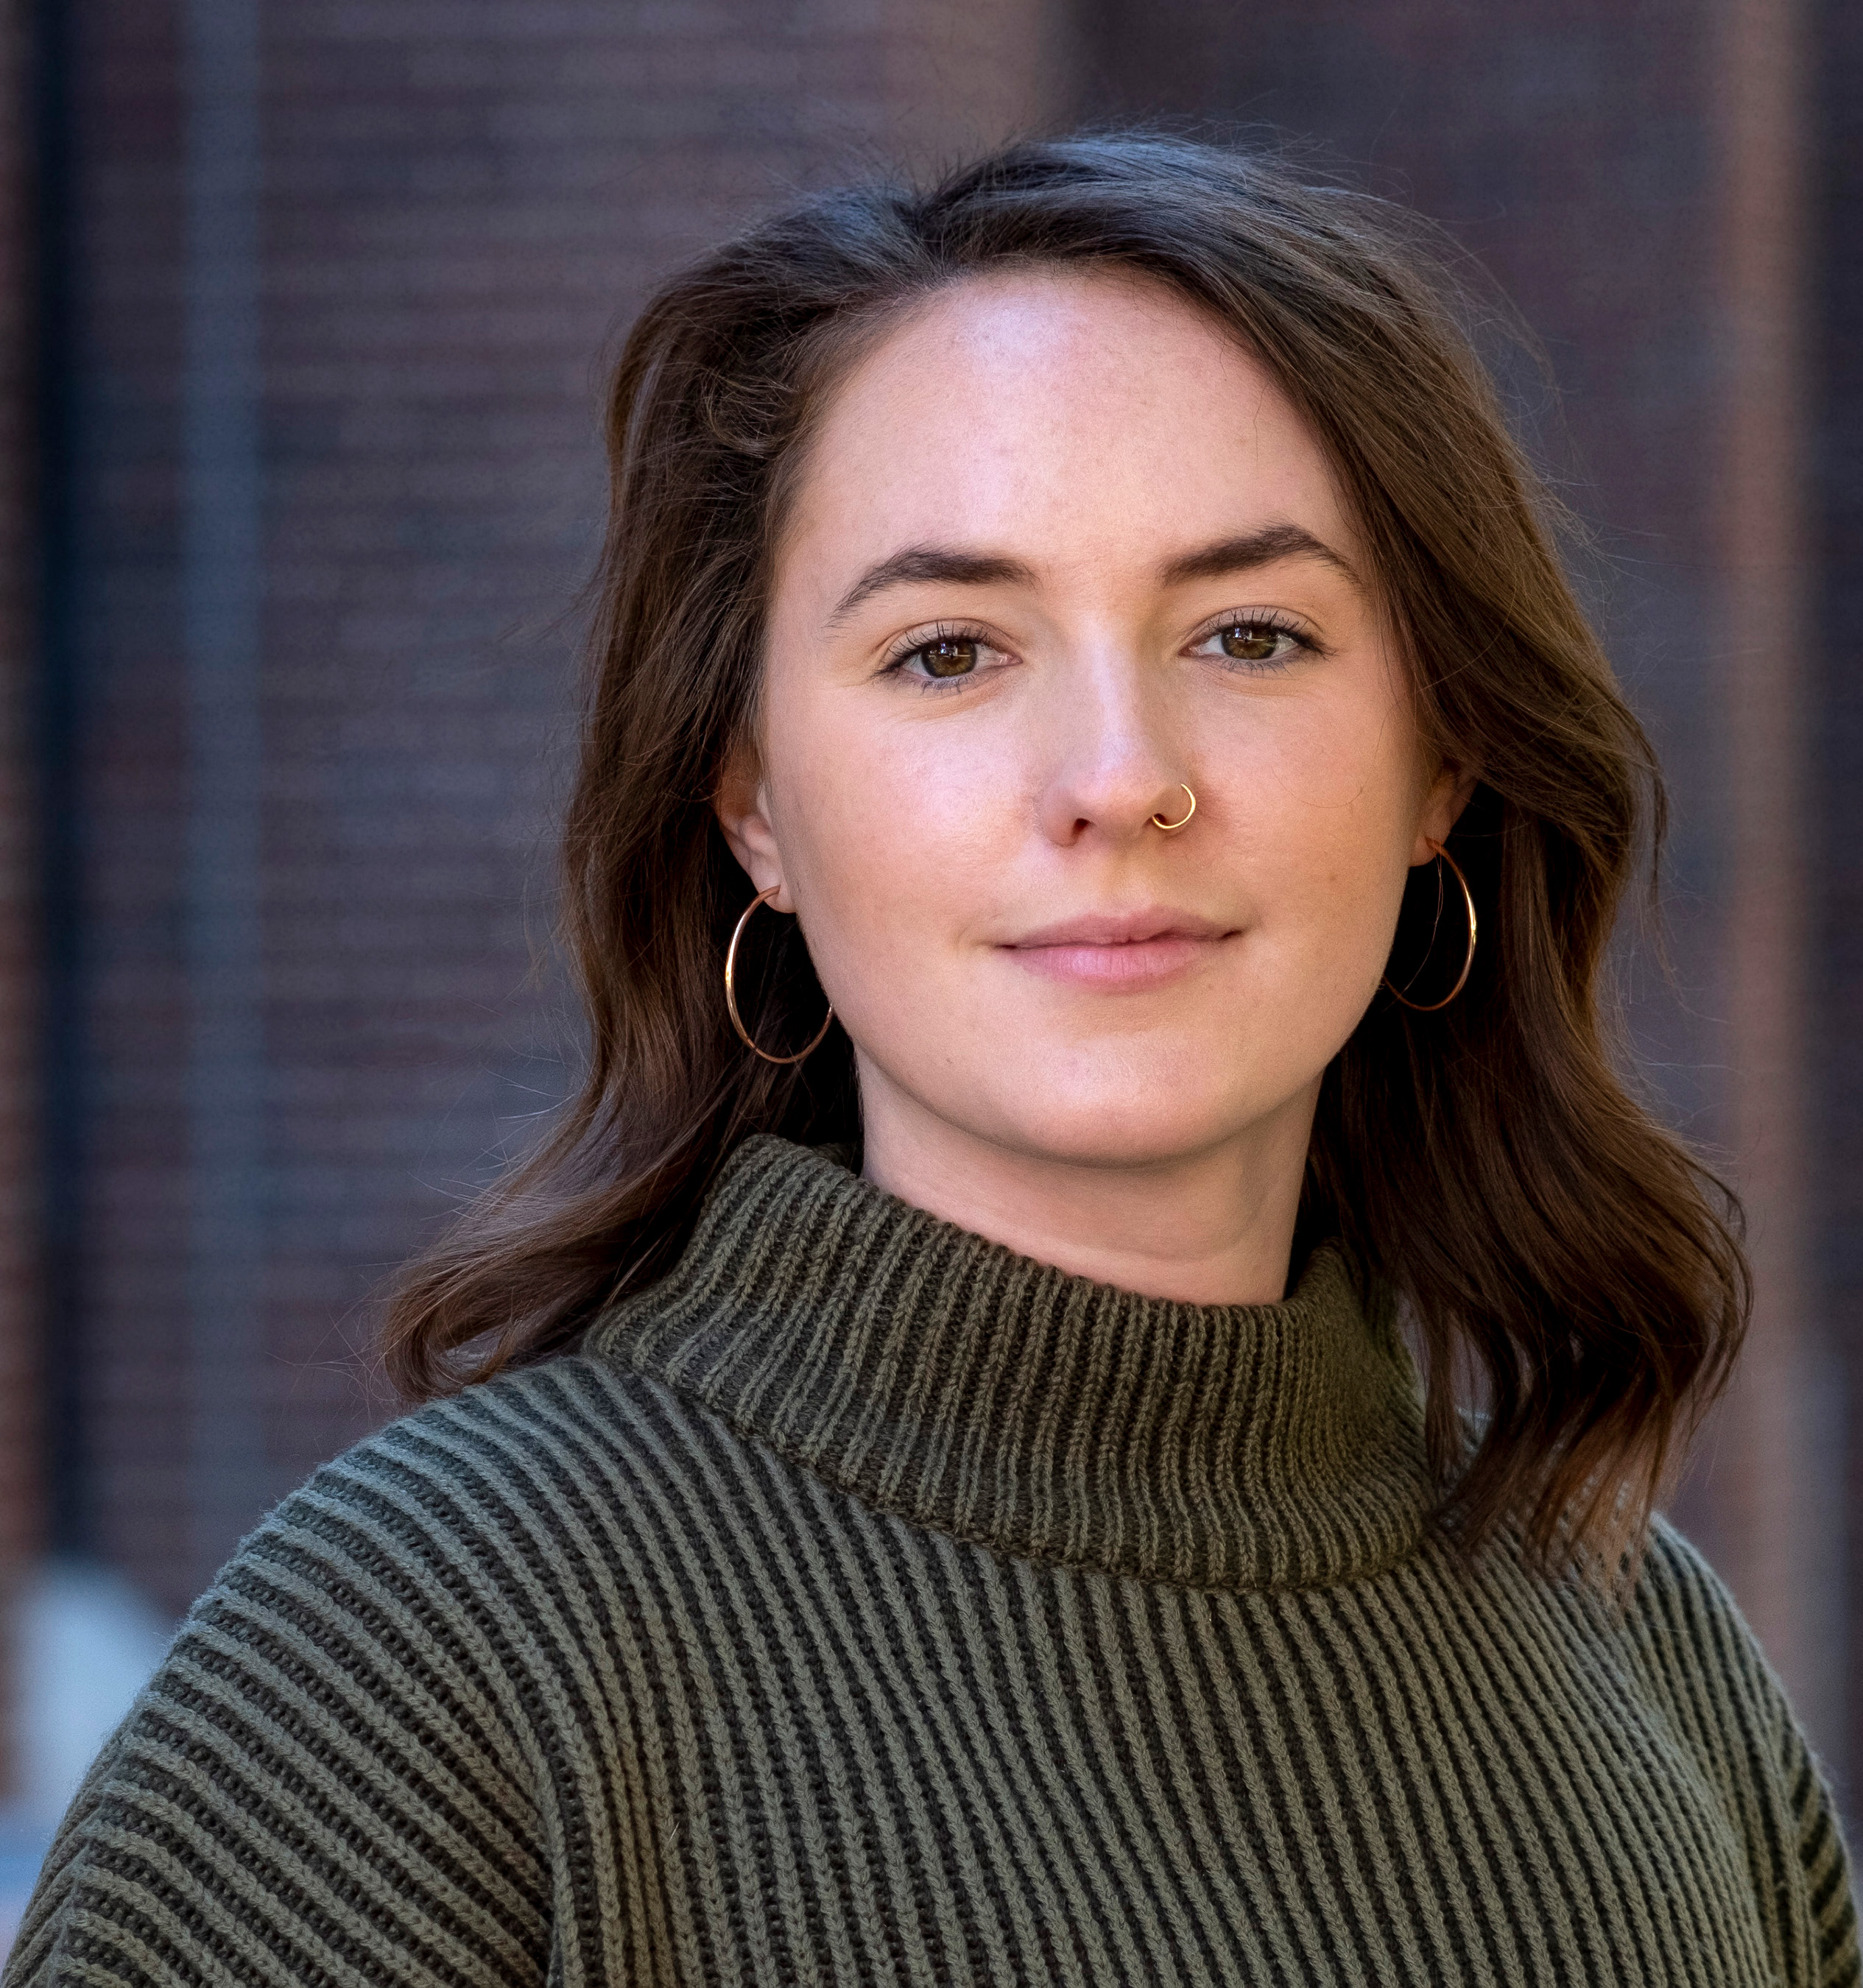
[10, 134, 1856, 1987]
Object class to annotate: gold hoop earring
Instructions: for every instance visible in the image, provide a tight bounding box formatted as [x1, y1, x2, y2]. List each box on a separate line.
[724, 886, 835, 1065]
[1382, 839, 1477, 1012]
[1149, 784, 1196, 833]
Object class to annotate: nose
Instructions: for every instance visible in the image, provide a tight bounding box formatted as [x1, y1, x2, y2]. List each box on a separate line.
[1032, 651, 1191, 847]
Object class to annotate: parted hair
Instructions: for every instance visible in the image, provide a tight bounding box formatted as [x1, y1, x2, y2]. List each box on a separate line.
[382, 132, 1747, 1571]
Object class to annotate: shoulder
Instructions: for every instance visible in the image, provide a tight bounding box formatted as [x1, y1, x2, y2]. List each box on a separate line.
[1626, 1515, 1787, 1718]
[208, 1340, 822, 1683]
[1625, 1518, 1860, 1985]
[1630, 1515, 1752, 1643]
[220, 1351, 700, 1629]
[1621, 1520, 1838, 1861]
[113, 1355, 699, 1775]
[1616, 1512, 1807, 1762]
[0, 1361, 688, 1984]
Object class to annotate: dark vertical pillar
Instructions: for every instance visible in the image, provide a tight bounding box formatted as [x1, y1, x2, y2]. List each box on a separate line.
[1812, 0, 1863, 1800]
[0, 0, 40, 1804]
[180, 0, 267, 1589]
[63, 0, 194, 1613]
[1705, 0, 1834, 1760]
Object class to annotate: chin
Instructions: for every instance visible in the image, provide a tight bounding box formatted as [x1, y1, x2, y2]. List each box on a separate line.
[979, 1091, 1253, 1172]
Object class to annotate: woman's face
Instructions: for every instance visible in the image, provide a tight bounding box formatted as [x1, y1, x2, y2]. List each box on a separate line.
[721, 268, 1467, 1185]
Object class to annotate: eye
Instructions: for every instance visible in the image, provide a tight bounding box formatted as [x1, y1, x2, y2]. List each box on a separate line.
[884, 624, 1010, 688]
[912, 635, 983, 679]
[1188, 615, 1314, 671]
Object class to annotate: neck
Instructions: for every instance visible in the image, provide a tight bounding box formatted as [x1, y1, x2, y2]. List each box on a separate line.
[854, 1059, 1318, 1306]
[591, 1135, 1434, 1590]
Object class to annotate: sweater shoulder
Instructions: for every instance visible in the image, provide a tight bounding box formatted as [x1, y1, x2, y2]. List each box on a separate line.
[0, 1361, 678, 1985]
[1622, 1513, 1831, 1823]
[296, 1349, 663, 1504]
[140, 1353, 694, 1765]
[1629, 1514, 1781, 1708]
[1629, 1518, 1859, 1984]
[244, 1351, 702, 1599]
[1619, 1512, 1797, 1746]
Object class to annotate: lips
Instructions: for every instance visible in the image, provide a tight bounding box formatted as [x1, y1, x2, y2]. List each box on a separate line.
[1002, 909, 1236, 989]
[1008, 909, 1233, 949]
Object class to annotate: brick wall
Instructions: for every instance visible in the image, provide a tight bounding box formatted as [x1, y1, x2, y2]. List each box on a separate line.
[57, 1, 1067, 1618]
[29, 0, 1860, 1797]
[1085, 0, 1845, 1768]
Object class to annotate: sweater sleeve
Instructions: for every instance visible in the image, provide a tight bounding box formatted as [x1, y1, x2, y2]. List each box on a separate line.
[3, 1440, 553, 1987]
[1639, 1521, 1859, 1988]
[1783, 1706, 1862, 1988]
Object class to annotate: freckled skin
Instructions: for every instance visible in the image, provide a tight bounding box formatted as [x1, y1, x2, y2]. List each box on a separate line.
[716, 269, 1473, 1305]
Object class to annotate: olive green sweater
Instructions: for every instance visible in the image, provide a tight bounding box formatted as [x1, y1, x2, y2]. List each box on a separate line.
[9, 1135, 1858, 1986]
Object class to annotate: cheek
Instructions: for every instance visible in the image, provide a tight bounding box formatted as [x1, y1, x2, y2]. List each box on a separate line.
[758, 681, 1021, 990]
[1239, 688, 1426, 954]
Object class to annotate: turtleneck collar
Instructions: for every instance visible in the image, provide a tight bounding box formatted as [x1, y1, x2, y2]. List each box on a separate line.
[587, 1135, 1435, 1592]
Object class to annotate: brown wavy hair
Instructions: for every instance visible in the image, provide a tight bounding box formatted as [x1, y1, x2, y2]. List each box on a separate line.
[381, 132, 1747, 1570]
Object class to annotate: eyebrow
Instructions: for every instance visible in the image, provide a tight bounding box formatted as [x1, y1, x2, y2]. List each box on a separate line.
[1159, 523, 1362, 589]
[826, 546, 1034, 627]
[823, 520, 1359, 628]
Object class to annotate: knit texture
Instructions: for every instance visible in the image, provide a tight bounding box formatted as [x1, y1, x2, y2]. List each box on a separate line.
[8, 1135, 1857, 1986]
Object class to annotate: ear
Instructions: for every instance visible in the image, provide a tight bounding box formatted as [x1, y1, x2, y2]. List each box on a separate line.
[1412, 758, 1482, 865]
[712, 739, 796, 911]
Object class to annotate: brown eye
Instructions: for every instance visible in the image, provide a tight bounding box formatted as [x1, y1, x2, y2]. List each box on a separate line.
[915, 637, 981, 678]
[1219, 621, 1286, 663]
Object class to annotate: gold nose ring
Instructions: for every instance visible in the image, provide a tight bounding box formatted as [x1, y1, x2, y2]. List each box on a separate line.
[1149, 784, 1196, 833]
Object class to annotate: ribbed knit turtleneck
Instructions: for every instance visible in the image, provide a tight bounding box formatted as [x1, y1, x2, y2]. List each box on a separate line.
[596, 1135, 1433, 1591]
[11, 1135, 1857, 1988]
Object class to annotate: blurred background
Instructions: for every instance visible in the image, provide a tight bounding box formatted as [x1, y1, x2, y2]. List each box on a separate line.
[0, 0, 1859, 1947]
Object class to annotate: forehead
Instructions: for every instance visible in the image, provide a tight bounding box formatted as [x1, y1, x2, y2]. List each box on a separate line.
[785, 267, 1353, 571]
